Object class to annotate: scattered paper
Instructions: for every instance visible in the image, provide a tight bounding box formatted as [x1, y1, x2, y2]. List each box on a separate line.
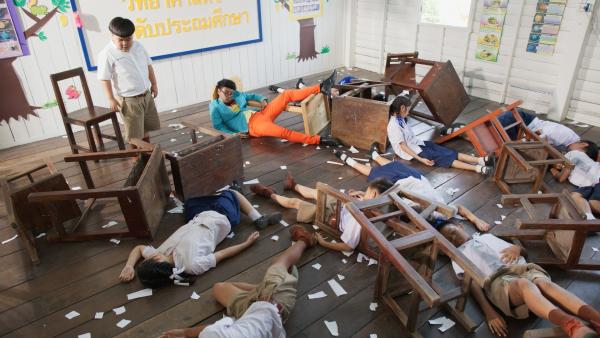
[65, 310, 80, 319]
[429, 316, 455, 332]
[312, 263, 322, 270]
[370, 334, 377, 338]
[316, 146, 321, 150]
[324, 320, 339, 336]
[216, 185, 230, 192]
[338, 177, 343, 180]
[227, 232, 235, 239]
[313, 225, 319, 230]
[339, 189, 345, 193]
[439, 320, 456, 332]
[116, 319, 131, 328]
[342, 250, 354, 257]
[109, 238, 120, 245]
[337, 274, 345, 281]
[349, 146, 359, 154]
[1, 235, 18, 245]
[302, 143, 309, 147]
[253, 204, 259, 208]
[36, 233, 46, 239]
[445, 187, 460, 196]
[170, 138, 177, 142]
[174, 280, 190, 286]
[245, 161, 250, 165]
[501, 215, 506, 220]
[308, 291, 327, 299]
[243, 178, 260, 185]
[168, 123, 184, 130]
[342, 259, 348, 264]
[280, 139, 288, 143]
[538, 190, 543, 194]
[172, 109, 178, 113]
[368, 258, 378, 266]
[271, 235, 279, 241]
[127, 288, 152, 300]
[72, 186, 82, 190]
[102, 221, 118, 229]
[357, 253, 368, 263]
[577, 123, 590, 128]
[593, 247, 599, 252]
[369, 302, 378, 311]
[79, 334, 91, 338]
[494, 221, 502, 225]
[327, 161, 344, 166]
[328, 279, 347, 296]
[280, 220, 289, 227]
[113, 306, 126, 315]
[280, 165, 287, 170]
[168, 206, 184, 214]
[496, 203, 503, 208]
[94, 312, 104, 319]
[191, 291, 200, 300]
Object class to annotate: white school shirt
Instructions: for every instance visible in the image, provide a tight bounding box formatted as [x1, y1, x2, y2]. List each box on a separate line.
[387, 117, 425, 160]
[97, 40, 152, 97]
[527, 118, 580, 148]
[565, 150, 600, 187]
[452, 233, 526, 280]
[142, 211, 231, 275]
[199, 301, 285, 338]
[394, 176, 444, 203]
[339, 206, 362, 250]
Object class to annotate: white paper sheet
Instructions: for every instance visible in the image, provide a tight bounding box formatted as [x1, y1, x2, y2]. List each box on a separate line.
[245, 161, 250, 165]
[102, 221, 118, 229]
[339, 189, 345, 193]
[445, 187, 460, 196]
[1, 235, 18, 245]
[496, 203, 503, 208]
[280, 165, 287, 170]
[36, 233, 46, 239]
[368, 258, 378, 266]
[227, 232, 235, 239]
[313, 225, 319, 230]
[342, 259, 348, 264]
[342, 250, 354, 257]
[369, 302, 378, 311]
[280, 139, 288, 143]
[494, 221, 502, 225]
[592, 247, 599, 252]
[109, 238, 120, 245]
[216, 185, 230, 192]
[501, 215, 506, 220]
[253, 205, 260, 209]
[302, 143, 308, 147]
[324, 320, 339, 336]
[308, 291, 327, 299]
[327, 279, 347, 296]
[428, 316, 447, 325]
[72, 186, 82, 190]
[312, 263, 322, 270]
[168, 123, 184, 129]
[65, 310, 80, 319]
[127, 288, 152, 300]
[170, 138, 177, 142]
[337, 274, 345, 281]
[370, 334, 377, 338]
[316, 146, 321, 150]
[243, 178, 260, 185]
[78, 333, 91, 338]
[357, 253, 368, 263]
[113, 306, 126, 315]
[168, 206, 184, 214]
[191, 291, 200, 300]
[326, 161, 344, 166]
[271, 235, 279, 241]
[94, 312, 104, 319]
[174, 280, 190, 286]
[116, 319, 131, 328]
[439, 320, 455, 332]
[280, 220, 289, 227]
[349, 146, 359, 154]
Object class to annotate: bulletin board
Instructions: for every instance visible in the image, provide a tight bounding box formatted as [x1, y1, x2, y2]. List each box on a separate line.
[71, 0, 262, 71]
[0, 0, 29, 59]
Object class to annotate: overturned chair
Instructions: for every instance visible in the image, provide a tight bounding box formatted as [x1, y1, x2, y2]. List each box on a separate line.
[493, 191, 600, 270]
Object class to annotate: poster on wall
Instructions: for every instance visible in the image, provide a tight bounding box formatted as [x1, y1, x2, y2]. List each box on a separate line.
[475, 0, 509, 62]
[0, 0, 29, 59]
[526, 0, 565, 55]
[288, 0, 323, 20]
[71, 0, 262, 71]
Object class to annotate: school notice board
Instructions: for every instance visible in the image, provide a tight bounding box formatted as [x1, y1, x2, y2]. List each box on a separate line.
[71, 0, 262, 71]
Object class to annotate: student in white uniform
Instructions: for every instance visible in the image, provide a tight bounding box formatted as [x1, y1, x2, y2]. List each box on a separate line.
[119, 190, 281, 288]
[444, 226, 599, 338]
[387, 96, 493, 175]
[551, 142, 599, 188]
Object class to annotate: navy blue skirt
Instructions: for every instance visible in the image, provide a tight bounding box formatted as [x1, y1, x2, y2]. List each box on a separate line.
[367, 161, 422, 183]
[184, 190, 241, 226]
[574, 183, 600, 201]
[418, 141, 458, 168]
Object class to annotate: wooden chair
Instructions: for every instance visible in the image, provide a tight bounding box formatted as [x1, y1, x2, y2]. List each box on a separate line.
[1, 160, 58, 263]
[26, 144, 170, 243]
[494, 141, 571, 194]
[345, 192, 486, 337]
[493, 191, 600, 270]
[51, 67, 125, 156]
[383, 52, 470, 127]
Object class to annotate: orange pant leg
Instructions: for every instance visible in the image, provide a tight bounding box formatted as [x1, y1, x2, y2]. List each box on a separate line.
[249, 116, 320, 144]
[259, 85, 320, 121]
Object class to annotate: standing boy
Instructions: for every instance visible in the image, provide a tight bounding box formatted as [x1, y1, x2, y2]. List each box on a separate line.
[97, 17, 160, 142]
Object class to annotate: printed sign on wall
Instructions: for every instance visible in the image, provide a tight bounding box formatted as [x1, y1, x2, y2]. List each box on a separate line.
[526, 0, 565, 55]
[72, 0, 262, 71]
[0, 0, 28, 59]
[475, 0, 509, 62]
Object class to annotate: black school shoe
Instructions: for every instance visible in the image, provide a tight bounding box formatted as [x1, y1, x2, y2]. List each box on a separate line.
[484, 152, 496, 167]
[253, 212, 283, 230]
[320, 136, 342, 147]
[320, 70, 337, 96]
[269, 85, 283, 93]
[369, 142, 381, 160]
[296, 78, 305, 89]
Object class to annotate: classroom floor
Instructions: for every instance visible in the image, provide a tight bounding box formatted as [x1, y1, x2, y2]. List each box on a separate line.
[1, 68, 599, 338]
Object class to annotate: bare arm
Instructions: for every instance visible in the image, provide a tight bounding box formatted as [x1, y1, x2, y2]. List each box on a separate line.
[119, 245, 145, 282]
[214, 231, 259, 264]
[148, 65, 158, 98]
[158, 324, 209, 338]
[315, 233, 353, 252]
[100, 80, 120, 112]
[399, 142, 434, 166]
[470, 283, 508, 336]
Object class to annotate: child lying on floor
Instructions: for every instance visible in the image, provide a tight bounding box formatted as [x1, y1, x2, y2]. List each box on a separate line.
[119, 190, 281, 288]
[387, 96, 493, 175]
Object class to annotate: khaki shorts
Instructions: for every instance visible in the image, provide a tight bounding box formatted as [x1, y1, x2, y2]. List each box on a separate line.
[226, 265, 298, 322]
[296, 198, 337, 223]
[484, 263, 551, 319]
[117, 91, 160, 140]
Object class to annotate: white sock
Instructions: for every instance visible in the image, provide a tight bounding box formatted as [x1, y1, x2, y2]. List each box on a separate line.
[586, 212, 596, 220]
[277, 88, 285, 94]
[475, 165, 484, 173]
[372, 151, 381, 160]
[299, 82, 305, 89]
[248, 208, 262, 221]
[338, 152, 358, 167]
[478, 157, 485, 166]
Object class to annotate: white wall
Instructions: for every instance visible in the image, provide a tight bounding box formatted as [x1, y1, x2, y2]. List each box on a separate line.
[350, 0, 599, 124]
[0, 1, 347, 150]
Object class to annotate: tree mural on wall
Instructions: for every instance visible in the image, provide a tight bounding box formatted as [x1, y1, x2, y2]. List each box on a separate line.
[276, 0, 320, 62]
[0, 0, 70, 124]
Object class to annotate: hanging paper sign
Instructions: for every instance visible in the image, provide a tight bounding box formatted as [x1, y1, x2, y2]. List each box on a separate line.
[288, 0, 323, 21]
[0, 0, 29, 59]
[71, 0, 263, 71]
[475, 0, 508, 62]
[526, 0, 565, 55]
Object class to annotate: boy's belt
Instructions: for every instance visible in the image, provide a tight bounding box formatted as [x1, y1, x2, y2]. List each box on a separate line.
[126, 91, 148, 98]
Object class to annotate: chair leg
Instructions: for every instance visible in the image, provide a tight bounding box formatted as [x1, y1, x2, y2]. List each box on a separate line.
[111, 115, 126, 150]
[63, 122, 79, 154]
[85, 124, 98, 162]
[94, 123, 105, 151]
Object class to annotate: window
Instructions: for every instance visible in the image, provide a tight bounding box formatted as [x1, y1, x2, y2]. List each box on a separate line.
[420, 0, 473, 27]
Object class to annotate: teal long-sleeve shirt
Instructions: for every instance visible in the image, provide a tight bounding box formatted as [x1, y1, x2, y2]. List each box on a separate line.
[209, 91, 266, 134]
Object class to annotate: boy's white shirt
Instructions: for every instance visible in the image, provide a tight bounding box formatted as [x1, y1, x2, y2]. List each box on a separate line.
[387, 117, 424, 160]
[565, 150, 600, 188]
[527, 117, 580, 148]
[97, 40, 152, 97]
[199, 301, 285, 338]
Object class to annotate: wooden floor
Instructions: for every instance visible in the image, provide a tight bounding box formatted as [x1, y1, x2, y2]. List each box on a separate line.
[1, 68, 599, 338]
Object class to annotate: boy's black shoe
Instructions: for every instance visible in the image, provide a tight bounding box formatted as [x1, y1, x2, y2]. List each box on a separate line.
[320, 70, 337, 96]
[253, 212, 282, 230]
[269, 85, 283, 93]
[320, 136, 342, 147]
[296, 78, 305, 89]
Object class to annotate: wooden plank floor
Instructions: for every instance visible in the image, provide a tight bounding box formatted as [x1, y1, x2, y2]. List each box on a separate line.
[1, 68, 599, 338]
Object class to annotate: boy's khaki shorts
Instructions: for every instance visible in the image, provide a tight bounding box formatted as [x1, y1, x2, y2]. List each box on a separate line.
[296, 198, 337, 223]
[118, 91, 160, 140]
